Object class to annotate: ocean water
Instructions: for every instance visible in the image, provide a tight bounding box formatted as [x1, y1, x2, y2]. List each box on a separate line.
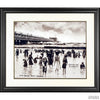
[14, 45, 86, 79]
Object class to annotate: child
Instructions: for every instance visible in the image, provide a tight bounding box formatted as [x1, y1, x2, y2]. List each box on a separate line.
[43, 66, 47, 76]
[80, 62, 85, 69]
[23, 59, 27, 67]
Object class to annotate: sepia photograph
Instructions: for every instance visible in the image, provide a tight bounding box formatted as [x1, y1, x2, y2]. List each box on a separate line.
[0, 7, 98, 92]
[14, 21, 86, 79]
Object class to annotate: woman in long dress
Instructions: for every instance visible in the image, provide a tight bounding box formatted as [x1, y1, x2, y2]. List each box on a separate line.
[42, 57, 48, 76]
[55, 55, 60, 72]
[47, 50, 54, 67]
[28, 52, 34, 67]
[62, 56, 68, 75]
[39, 56, 43, 69]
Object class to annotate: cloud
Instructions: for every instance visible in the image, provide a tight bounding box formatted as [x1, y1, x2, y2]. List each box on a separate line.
[42, 24, 62, 33]
[14, 21, 86, 43]
[67, 22, 86, 34]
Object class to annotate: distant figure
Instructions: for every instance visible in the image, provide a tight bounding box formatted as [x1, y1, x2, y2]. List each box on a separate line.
[34, 56, 38, 64]
[62, 56, 68, 74]
[80, 62, 85, 69]
[20, 49, 22, 53]
[16, 49, 19, 57]
[16, 49, 19, 61]
[77, 51, 80, 58]
[71, 49, 74, 54]
[24, 49, 28, 57]
[83, 50, 86, 58]
[62, 50, 64, 54]
[55, 50, 60, 56]
[72, 49, 76, 58]
[41, 52, 44, 58]
[66, 51, 71, 57]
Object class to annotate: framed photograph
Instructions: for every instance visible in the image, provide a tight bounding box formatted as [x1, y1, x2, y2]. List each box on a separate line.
[0, 8, 99, 92]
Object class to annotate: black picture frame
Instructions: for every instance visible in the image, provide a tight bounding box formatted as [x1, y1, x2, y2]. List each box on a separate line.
[0, 8, 99, 92]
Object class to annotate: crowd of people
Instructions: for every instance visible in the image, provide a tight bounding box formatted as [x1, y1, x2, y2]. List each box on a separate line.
[15, 48, 86, 77]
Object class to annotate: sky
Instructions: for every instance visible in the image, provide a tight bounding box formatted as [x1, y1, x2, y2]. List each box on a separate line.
[14, 21, 86, 43]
